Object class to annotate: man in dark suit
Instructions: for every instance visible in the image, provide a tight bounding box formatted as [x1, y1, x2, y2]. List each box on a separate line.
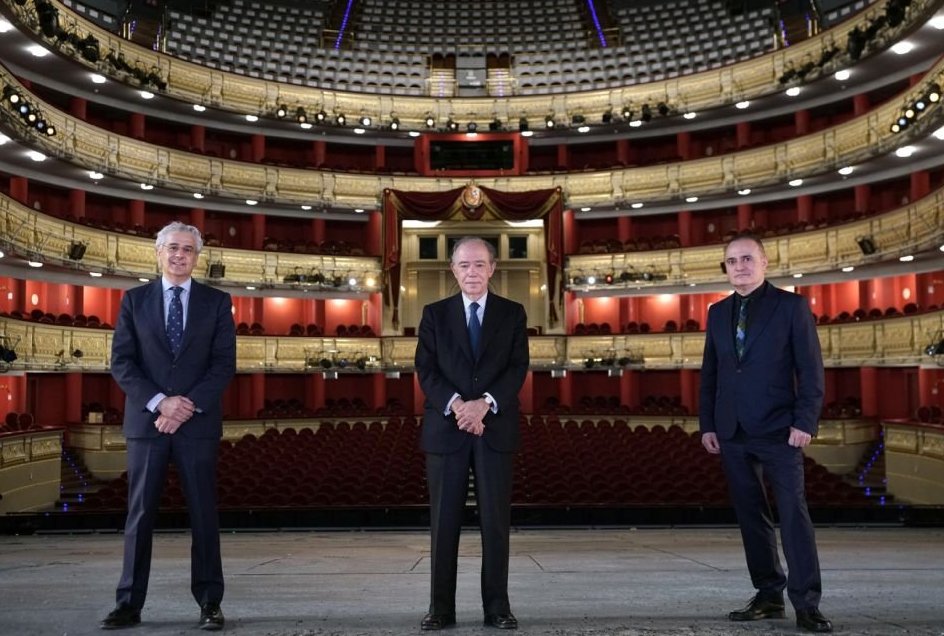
[699, 233, 832, 633]
[101, 221, 236, 631]
[414, 237, 529, 631]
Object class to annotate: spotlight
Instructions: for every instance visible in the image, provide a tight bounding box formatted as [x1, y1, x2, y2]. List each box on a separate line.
[657, 102, 669, 116]
[915, 98, 927, 111]
[276, 104, 287, 118]
[389, 116, 400, 130]
[904, 107, 915, 119]
[17, 102, 31, 118]
[928, 84, 941, 103]
[488, 118, 502, 131]
[45, 124, 56, 136]
[315, 109, 327, 122]
[446, 119, 458, 131]
[641, 104, 652, 122]
[425, 114, 436, 128]
[602, 110, 613, 123]
[571, 114, 585, 125]
[295, 107, 307, 123]
[67, 241, 87, 261]
[359, 115, 371, 126]
[207, 262, 226, 278]
[856, 235, 877, 255]
[545, 114, 555, 128]
[0, 345, 17, 364]
[2, 85, 20, 104]
[335, 113, 346, 125]
[466, 122, 477, 133]
[925, 339, 944, 356]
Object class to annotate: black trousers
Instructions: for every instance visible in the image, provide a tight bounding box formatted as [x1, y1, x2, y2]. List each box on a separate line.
[719, 430, 823, 611]
[116, 434, 223, 609]
[426, 435, 514, 616]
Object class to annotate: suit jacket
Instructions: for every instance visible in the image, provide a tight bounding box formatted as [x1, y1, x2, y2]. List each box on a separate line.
[111, 280, 237, 439]
[699, 282, 824, 440]
[415, 291, 529, 454]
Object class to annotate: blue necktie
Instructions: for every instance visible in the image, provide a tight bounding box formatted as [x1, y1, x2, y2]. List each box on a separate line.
[167, 286, 184, 355]
[735, 297, 749, 360]
[468, 301, 481, 353]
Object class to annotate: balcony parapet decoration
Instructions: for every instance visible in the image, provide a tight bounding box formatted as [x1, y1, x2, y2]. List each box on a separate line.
[1, 0, 938, 130]
[1, 6, 943, 211]
[0, 194, 382, 293]
[566, 186, 944, 292]
[2, 310, 940, 374]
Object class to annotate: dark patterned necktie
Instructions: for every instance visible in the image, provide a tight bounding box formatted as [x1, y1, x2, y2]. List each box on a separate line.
[468, 301, 481, 353]
[735, 297, 749, 360]
[167, 286, 184, 355]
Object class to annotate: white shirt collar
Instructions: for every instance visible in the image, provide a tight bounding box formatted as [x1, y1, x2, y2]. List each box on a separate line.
[162, 277, 193, 294]
[462, 292, 488, 312]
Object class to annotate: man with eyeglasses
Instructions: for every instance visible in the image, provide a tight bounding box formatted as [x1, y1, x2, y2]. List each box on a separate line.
[101, 221, 236, 631]
[699, 232, 832, 633]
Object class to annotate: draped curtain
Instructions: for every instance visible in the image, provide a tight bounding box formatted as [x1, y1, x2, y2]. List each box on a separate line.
[383, 186, 563, 329]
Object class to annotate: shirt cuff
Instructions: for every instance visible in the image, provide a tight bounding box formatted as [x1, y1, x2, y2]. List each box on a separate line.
[445, 393, 461, 416]
[483, 392, 498, 414]
[147, 393, 167, 414]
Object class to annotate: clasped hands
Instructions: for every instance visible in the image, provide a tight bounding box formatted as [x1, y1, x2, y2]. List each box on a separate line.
[701, 426, 813, 454]
[155, 395, 196, 434]
[451, 397, 490, 436]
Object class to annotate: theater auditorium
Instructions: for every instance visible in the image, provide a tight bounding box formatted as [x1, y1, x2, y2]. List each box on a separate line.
[0, 0, 942, 634]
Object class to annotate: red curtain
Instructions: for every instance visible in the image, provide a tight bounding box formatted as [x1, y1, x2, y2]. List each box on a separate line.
[383, 186, 563, 329]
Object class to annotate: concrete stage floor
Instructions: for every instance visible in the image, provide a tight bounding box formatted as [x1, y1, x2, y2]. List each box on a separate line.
[0, 526, 941, 636]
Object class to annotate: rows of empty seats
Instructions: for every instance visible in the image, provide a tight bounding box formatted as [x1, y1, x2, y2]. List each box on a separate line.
[355, 0, 587, 53]
[165, 0, 427, 94]
[514, 0, 773, 92]
[79, 417, 870, 511]
[1, 310, 111, 329]
[1, 411, 38, 433]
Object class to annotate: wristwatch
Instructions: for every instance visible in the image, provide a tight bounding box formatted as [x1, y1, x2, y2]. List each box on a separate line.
[483, 395, 495, 407]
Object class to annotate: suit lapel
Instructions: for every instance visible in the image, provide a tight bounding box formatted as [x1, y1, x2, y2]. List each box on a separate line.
[448, 294, 474, 362]
[176, 281, 203, 357]
[477, 295, 502, 360]
[144, 281, 170, 352]
[742, 284, 780, 359]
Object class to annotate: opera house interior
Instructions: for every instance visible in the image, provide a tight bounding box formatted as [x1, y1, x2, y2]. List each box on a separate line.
[0, 0, 943, 532]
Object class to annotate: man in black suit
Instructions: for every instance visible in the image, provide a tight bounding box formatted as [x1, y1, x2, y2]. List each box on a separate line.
[699, 233, 832, 633]
[415, 237, 529, 631]
[101, 221, 236, 631]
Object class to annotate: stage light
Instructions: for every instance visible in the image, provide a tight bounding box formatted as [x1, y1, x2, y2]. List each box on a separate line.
[359, 115, 371, 126]
[657, 102, 669, 116]
[335, 113, 346, 126]
[545, 114, 555, 128]
[425, 114, 436, 128]
[571, 114, 585, 125]
[640, 104, 652, 122]
[856, 235, 877, 255]
[488, 118, 502, 131]
[389, 116, 400, 130]
[276, 104, 287, 118]
[621, 106, 632, 119]
[467, 122, 477, 133]
[928, 84, 941, 103]
[67, 241, 87, 261]
[315, 109, 327, 122]
[518, 117, 530, 135]
[446, 119, 458, 131]
[601, 110, 612, 123]
[2, 85, 20, 104]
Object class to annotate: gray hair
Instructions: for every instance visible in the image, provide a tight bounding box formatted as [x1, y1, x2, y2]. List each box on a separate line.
[155, 221, 204, 253]
[450, 236, 497, 263]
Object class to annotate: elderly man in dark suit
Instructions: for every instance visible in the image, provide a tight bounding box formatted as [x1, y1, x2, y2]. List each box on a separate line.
[415, 236, 529, 631]
[101, 221, 236, 631]
[700, 233, 832, 633]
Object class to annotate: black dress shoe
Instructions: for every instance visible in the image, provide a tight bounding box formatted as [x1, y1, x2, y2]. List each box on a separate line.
[728, 594, 786, 621]
[100, 604, 141, 630]
[198, 603, 224, 631]
[796, 608, 833, 633]
[420, 613, 456, 630]
[484, 613, 518, 630]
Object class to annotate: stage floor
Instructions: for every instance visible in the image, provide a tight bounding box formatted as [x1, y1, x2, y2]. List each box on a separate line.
[0, 526, 941, 635]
